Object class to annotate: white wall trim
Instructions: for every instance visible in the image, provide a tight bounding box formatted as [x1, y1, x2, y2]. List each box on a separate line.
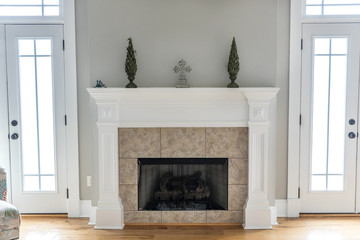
[0, 0, 80, 212]
[287, 0, 302, 218]
[80, 200, 91, 218]
[0, 25, 11, 203]
[288, 0, 360, 217]
[63, 0, 80, 218]
[270, 206, 279, 225]
[275, 199, 288, 217]
[89, 205, 97, 226]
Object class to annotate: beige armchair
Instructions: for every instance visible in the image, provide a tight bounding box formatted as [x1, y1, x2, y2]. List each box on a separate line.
[0, 167, 20, 240]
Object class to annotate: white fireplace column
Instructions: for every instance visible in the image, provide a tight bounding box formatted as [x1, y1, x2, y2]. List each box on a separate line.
[95, 125, 124, 229]
[242, 90, 275, 229]
[88, 87, 279, 230]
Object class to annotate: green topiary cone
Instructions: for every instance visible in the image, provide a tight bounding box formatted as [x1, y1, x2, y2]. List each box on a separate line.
[125, 38, 138, 88]
[227, 37, 240, 88]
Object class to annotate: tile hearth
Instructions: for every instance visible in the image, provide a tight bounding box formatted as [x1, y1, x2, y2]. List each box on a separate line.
[118, 127, 248, 223]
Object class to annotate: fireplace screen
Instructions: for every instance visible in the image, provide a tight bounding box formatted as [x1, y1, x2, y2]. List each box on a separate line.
[138, 158, 228, 211]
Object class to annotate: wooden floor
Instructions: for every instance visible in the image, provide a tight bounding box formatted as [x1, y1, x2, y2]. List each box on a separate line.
[19, 214, 360, 240]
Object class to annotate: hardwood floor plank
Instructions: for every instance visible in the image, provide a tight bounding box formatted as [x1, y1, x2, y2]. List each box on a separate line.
[18, 215, 360, 240]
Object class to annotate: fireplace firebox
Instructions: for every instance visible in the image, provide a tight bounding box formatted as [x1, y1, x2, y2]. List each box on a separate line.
[138, 158, 228, 211]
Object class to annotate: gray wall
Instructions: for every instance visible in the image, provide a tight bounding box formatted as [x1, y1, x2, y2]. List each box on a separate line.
[75, 0, 290, 201]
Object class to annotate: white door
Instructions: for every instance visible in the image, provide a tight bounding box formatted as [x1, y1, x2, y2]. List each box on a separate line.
[6, 25, 67, 213]
[300, 23, 360, 213]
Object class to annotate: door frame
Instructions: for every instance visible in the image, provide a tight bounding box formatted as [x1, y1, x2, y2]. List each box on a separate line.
[288, 0, 360, 216]
[0, 0, 80, 217]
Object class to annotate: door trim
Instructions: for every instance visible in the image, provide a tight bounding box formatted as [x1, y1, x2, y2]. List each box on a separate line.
[0, 0, 80, 217]
[63, 0, 80, 218]
[0, 25, 11, 203]
[288, 0, 360, 216]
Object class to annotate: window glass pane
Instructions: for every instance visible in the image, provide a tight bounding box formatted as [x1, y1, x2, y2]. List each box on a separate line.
[37, 56, 55, 175]
[44, 6, 59, 16]
[19, 57, 39, 175]
[307, 0, 322, 4]
[314, 38, 330, 54]
[328, 175, 344, 191]
[18, 38, 57, 192]
[324, 0, 360, 4]
[311, 55, 329, 175]
[0, 0, 60, 16]
[23, 176, 39, 192]
[41, 176, 56, 191]
[328, 55, 347, 175]
[0, 6, 42, 16]
[331, 38, 348, 54]
[0, 0, 42, 5]
[306, 0, 360, 15]
[306, 6, 322, 15]
[311, 176, 327, 191]
[18, 40, 34, 56]
[36, 39, 51, 55]
[324, 5, 360, 15]
[44, 0, 59, 5]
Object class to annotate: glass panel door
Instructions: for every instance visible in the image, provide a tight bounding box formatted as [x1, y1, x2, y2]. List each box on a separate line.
[6, 25, 67, 213]
[300, 23, 359, 213]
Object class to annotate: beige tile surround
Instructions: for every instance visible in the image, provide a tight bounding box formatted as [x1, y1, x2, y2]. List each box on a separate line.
[119, 127, 248, 223]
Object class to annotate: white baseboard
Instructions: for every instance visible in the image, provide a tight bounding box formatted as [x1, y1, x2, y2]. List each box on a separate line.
[79, 200, 97, 225]
[89, 205, 97, 225]
[275, 199, 288, 217]
[270, 206, 278, 225]
[287, 198, 300, 217]
[80, 200, 91, 218]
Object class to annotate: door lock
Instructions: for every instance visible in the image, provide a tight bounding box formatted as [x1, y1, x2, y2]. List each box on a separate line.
[348, 132, 356, 139]
[10, 133, 19, 140]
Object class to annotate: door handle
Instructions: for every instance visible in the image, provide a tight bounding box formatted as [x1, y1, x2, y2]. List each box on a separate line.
[348, 132, 356, 139]
[11, 133, 19, 140]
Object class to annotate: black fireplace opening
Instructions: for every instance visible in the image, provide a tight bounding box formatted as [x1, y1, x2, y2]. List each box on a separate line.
[138, 158, 228, 211]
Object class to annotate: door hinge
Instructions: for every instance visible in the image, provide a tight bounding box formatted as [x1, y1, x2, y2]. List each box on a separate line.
[65, 115, 67, 126]
[299, 114, 302, 126]
[67, 188, 69, 199]
[63, 40, 65, 51]
[298, 187, 300, 198]
[301, 39, 303, 50]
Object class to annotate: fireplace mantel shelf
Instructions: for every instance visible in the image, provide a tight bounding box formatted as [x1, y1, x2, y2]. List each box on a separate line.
[88, 87, 279, 128]
[88, 87, 279, 230]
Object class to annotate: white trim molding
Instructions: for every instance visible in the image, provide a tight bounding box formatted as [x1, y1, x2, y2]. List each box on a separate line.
[275, 199, 288, 217]
[0, 0, 80, 217]
[270, 206, 279, 225]
[287, 0, 303, 218]
[88, 87, 279, 229]
[63, 0, 80, 217]
[288, 0, 360, 217]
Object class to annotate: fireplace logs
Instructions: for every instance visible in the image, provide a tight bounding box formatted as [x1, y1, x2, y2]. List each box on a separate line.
[155, 172, 211, 201]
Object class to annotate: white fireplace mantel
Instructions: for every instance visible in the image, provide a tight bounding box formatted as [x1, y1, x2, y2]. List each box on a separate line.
[88, 87, 279, 229]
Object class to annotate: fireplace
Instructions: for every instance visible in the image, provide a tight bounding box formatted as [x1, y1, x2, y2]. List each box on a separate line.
[138, 158, 228, 211]
[88, 87, 279, 229]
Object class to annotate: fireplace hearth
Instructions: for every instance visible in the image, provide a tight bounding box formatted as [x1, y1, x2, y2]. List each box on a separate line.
[138, 158, 228, 211]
